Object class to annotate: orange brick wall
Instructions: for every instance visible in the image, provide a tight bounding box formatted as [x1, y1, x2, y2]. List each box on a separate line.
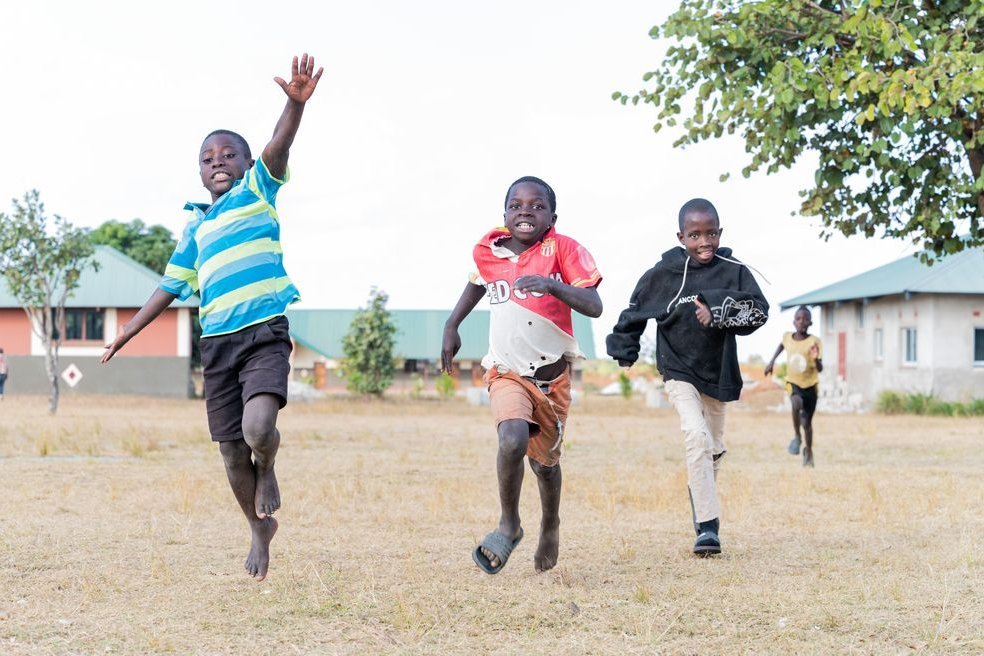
[0, 307, 185, 356]
[116, 308, 181, 356]
[0, 309, 33, 354]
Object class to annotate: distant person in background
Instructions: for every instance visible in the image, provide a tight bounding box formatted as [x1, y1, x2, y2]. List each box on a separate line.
[607, 198, 769, 557]
[101, 54, 323, 582]
[765, 306, 823, 467]
[442, 176, 603, 575]
[0, 347, 7, 400]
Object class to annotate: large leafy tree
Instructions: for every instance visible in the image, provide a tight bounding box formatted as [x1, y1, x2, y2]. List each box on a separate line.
[617, 0, 984, 260]
[0, 191, 97, 414]
[88, 219, 176, 274]
[340, 288, 398, 397]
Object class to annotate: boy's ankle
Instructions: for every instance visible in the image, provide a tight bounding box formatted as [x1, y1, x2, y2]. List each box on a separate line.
[697, 518, 719, 535]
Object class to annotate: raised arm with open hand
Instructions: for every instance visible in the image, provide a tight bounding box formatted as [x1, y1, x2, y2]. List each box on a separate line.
[263, 53, 324, 180]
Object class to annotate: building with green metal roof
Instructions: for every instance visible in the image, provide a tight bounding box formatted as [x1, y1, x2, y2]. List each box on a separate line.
[0, 246, 198, 397]
[1, 245, 601, 396]
[287, 308, 597, 389]
[778, 248, 984, 405]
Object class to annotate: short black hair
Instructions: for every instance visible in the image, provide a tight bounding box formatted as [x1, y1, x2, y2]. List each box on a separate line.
[678, 198, 719, 231]
[201, 129, 252, 160]
[505, 176, 556, 213]
[795, 305, 812, 318]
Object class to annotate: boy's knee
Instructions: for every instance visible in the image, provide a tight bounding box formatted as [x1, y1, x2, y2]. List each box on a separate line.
[498, 419, 530, 458]
[529, 459, 559, 479]
[791, 396, 804, 411]
[242, 416, 278, 449]
[218, 438, 251, 464]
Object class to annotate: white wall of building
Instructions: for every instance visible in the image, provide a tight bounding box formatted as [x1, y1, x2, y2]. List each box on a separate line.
[818, 294, 984, 403]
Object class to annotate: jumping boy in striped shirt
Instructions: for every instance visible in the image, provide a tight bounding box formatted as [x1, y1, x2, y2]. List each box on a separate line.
[102, 53, 323, 582]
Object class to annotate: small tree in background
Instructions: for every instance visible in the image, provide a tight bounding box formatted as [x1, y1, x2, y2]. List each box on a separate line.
[340, 288, 397, 397]
[618, 370, 633, 400]
[0, 191, 97, 414]
[435, 372, 457, 400]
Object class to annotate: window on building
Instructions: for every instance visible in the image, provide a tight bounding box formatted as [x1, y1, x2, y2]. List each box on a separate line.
[855, 302, 865, 329]
[60, 308, 105, 341]
[824, 306, 834, 332]
[873, 328, 883, 361]
[64, 310, 83, 340]
[902, 327, 917, 365]
[975, 328, 984, 366]
[403, 358, 418, 373]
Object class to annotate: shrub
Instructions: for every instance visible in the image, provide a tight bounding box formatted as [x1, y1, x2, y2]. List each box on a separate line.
[903, 393, 932, 415]
[339, 288, 397, 397]
[435, 372, 457, 400]
[925, 398, 955, 417]
[875, 390, 905, 414]
[876, 390, 984, 416]
[618, 371, 632, 400]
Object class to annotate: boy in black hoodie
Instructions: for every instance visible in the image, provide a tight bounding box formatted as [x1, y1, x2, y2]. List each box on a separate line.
[606, 198, 768, 555]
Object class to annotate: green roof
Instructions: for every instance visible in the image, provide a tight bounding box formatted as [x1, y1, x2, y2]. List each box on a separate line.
[780, 247, 984, 310]
[0, 245, 199, 309]
[286, 308, 598, 361]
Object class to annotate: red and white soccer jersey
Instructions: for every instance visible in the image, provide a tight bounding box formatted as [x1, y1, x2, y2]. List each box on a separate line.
[472, 227, 602, 377]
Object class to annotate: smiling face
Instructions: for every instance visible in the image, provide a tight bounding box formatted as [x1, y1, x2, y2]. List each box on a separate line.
[199, 133, 254, 202]
[677, 210, 722, 265]
[503, 181, 556, 247]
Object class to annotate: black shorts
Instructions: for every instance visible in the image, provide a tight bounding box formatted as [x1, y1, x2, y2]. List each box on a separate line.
[200, 316, 293, 442]
[788, 382, 818, 419]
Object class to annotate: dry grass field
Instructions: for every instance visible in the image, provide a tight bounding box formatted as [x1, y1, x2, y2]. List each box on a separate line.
[0, 393, 981, 655]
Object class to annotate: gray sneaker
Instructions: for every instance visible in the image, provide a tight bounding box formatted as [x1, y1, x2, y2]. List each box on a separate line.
[787, 436, 801, 455]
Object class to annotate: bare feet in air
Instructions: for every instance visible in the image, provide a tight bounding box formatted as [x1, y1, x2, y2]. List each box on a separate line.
[254, 464, 280, 519]
[245, 516, 278, 581]
[534, 518, 560, 572]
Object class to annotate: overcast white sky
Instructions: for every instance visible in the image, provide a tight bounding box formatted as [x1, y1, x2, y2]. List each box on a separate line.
[2, 1, 918, 362]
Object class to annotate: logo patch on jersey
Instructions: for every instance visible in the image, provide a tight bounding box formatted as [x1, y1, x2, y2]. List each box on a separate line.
[540, 238, 556, 257]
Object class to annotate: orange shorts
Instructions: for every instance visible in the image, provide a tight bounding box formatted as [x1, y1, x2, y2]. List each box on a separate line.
[485, 367, 572, 467]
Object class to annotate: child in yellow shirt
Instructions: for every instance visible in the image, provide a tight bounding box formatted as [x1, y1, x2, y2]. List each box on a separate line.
[765, 306, 823, 467]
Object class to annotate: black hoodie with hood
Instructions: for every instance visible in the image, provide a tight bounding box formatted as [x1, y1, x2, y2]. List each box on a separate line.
[606, 246, 769, 402]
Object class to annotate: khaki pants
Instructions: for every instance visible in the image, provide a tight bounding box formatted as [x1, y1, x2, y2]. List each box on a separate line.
[664, 379, 727, 523]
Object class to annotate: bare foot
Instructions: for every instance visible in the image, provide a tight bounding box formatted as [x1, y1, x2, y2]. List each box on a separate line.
[534, 521, 559, 572]
[254, 464, 280, 519]
[245, 516, 278, 581]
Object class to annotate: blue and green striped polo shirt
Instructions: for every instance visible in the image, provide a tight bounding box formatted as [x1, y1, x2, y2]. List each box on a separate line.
[160, 158, 300, 337]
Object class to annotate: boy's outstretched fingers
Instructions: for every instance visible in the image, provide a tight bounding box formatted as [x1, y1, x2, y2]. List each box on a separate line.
[101, 332, 125, 363]
[273, 53, 324, 101]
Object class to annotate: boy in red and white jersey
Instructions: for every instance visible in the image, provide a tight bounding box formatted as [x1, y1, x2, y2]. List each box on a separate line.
[442, 176, 602, 575]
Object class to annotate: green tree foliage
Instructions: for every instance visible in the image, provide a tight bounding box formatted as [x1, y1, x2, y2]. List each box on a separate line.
[88, 218, 201, 369]
[0, 191, 97, 414]
[88, 219, 176, 274]
[340, 289, 398, 396]
[616, 0, 984, 260]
